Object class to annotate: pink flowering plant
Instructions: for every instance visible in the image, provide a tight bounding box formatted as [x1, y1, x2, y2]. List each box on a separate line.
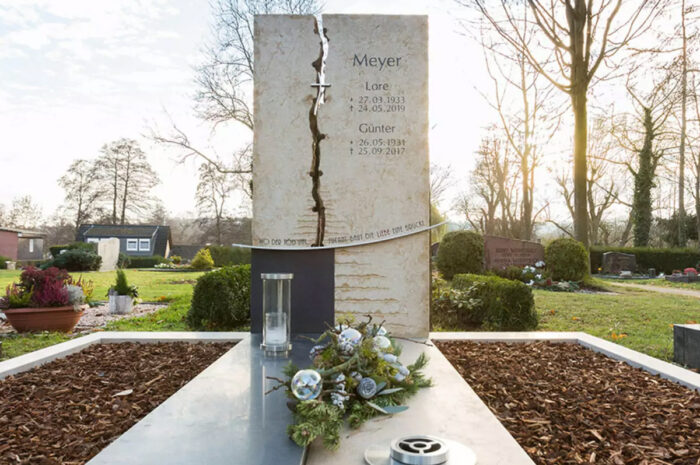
[0, 266, 92, 310]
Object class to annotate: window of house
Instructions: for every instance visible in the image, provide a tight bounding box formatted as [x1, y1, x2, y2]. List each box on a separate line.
[126, 239, 138, 251]
[139, 239, 151, 251]
[86, 238, 99, 244]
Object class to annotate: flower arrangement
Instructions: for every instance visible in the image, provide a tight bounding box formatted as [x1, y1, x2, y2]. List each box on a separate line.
[0, 267, 91, 311]
[266, 317, 431, 449]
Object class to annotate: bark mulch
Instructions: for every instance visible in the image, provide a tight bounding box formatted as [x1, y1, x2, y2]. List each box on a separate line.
[436, 341, 700, 465]
[0, 342, 233, 465]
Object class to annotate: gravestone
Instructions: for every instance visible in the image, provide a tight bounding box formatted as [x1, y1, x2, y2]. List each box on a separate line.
[97, 238, 120, 272]
[252, 14, 430, 337]
[602, 252, 636, 274]
[674, 324, 700, 369]
[483, 235, 544, 270]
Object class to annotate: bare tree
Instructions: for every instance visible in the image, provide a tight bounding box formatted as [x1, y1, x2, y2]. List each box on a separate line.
[58, 159, 105, 231]
[469, 0, 664, 245]
[430, 163, 454, 208]
[6, 195, 43, 230]
[96, 139, 160, 225]
[154, 0, 321, 183]
[476, 9, 559, 240]
[196, 162, 234, 245]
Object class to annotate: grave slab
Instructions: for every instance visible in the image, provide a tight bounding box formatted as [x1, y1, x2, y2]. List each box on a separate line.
[306, 339, 535, 465]
[86, 334, 310, 465]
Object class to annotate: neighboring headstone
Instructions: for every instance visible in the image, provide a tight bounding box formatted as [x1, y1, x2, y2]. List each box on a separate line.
[602, 252, 636, 274]
[6, 261, 15, 271]
[98, 238, 120, 272]
[674, 324, 700, 370]
[252, 15, 430, 337]
[483, 235, 544, 270]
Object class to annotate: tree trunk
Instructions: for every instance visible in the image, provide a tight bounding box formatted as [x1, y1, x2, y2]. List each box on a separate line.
[679, 0, 688, 246]
[572, 88, 589, 246]
[633, 107, 655, 246]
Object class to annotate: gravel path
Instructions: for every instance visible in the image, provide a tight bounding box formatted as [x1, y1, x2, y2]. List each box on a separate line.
[610, 281, 700, 299]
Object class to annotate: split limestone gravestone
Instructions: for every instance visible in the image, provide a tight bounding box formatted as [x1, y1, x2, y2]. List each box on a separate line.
[251, 14, 430, 337]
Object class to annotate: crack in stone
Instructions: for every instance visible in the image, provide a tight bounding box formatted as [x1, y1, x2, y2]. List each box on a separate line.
[309, 16, 329, 247]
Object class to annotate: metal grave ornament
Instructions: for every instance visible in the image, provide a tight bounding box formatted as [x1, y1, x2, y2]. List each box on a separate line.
[260, 273, 293, 356]
[364, 435, 476, 465]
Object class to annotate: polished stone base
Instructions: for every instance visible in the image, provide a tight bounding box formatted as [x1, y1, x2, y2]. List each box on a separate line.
[675, 324, 700, 369]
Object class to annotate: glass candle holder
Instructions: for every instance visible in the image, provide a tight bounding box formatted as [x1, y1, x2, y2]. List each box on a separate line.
[261, 273, 293, 356]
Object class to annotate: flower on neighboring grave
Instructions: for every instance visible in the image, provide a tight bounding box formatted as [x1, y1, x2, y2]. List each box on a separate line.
[526, 280, 534, 286]
[535, 260, 545, 268]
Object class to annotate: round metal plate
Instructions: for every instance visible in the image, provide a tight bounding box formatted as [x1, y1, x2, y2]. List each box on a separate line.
[364, 438, 476, 465]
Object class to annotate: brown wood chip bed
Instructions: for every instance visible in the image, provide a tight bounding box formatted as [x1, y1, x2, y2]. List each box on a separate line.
[0, 342, 233, 465]
[436, 341, 700, 465]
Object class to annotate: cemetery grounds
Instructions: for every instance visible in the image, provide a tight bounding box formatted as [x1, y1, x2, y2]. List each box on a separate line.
[1, 270, 698, 363]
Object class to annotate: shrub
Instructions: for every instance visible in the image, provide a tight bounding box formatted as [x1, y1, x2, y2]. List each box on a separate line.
[207, 245, 251, 267]
[44, 250, 102, 271]
[187, 265, 251, 329]
[191, 248, 215, 270]
[117, 253, 131, 268]
[439, 274, 537, 331]
[49, 242, 96, 258]
[0, 255, 9, 270]
[170, 255, 182, 265]
[545, 238, 589, 282]
[436, 231, 484, 279]
[589, 246, 700, 275]
[125, 255, 167, 269]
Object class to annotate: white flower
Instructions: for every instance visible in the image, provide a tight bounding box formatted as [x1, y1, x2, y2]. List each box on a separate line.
[526, 280, 534, 286]
[535, 274, 542, 280]
[382, 354, 398, 363]
[535, 261, 545, 268]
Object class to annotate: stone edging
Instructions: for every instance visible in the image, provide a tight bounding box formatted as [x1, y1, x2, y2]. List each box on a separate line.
[429, 331, 700, 392]
[0, 331, 248, 380]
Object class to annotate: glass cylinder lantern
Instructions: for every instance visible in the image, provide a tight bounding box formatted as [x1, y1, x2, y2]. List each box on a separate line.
[260, 273, 293, 356]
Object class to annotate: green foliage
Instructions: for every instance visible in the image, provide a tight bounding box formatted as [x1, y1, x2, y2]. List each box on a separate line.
[0, 256, 9, 270]
[590, 246, 700, 275]
[435, 274, 538, 331]
[190, 248, 215, 270]
[545, 238, 589, 281]
[170, 255, 182, 265]
[207, 245, 251, 267]
[125, 255, 166, 269]
[436, 230, 484, 279]
[288, 401, 344, 449]
[44, 249, 102, 271]
[272, 318, 431, 449]
[187, 265, 251, 329]
[110, 269, 138, 298]
[656, 213, 698, 247]
[49, 242, 96, 258]
[117, 253, 131, 268]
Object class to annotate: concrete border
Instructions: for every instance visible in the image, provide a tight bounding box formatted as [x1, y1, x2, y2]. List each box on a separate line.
[430, 331, 700, 392]
[0, 331, 248, 380]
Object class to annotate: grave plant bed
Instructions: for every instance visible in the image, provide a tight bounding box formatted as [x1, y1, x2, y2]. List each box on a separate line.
[436, 341, 700, 465]
[0, 341, 233, 464]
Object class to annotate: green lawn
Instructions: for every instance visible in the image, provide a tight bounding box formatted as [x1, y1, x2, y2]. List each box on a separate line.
[535, 286, 700, 361]
[0, 269, 205, 361]
[0, 269, 204, 302]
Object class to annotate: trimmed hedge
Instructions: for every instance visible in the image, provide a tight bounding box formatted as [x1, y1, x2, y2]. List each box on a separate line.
[434, 274, 537, 331]
[590, 246, 700, 274]
[436, 231, 484, 279]
[49, 242, 96, 257]
[126, 255, 167, 269]
[187, 265, 251, 330]
[545, 238, 589, 282]
[207, 245, 251, 267]
[43, 250, 102, 271]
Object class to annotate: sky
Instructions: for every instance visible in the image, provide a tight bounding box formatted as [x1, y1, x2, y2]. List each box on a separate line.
[0, 0, 498, 222]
